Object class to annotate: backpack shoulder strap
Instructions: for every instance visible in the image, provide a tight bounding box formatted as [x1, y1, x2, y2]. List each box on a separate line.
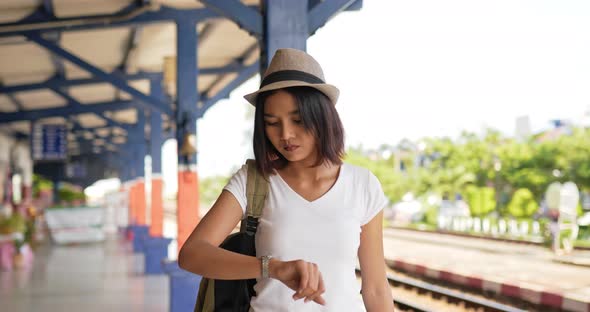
[240, 159, 269, 233]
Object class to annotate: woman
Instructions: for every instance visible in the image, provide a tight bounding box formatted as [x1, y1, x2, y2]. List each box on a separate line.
[179, 48, 394, 311]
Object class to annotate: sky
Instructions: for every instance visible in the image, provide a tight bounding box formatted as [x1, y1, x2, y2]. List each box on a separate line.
[158, 0, 590, 194]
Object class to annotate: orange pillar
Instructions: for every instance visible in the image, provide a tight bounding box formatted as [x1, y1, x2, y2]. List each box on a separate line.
[150, 177, 164, 237]
[177, 169, 199, 252]
[128, 183, 137, 224]
[135, 180, 146, 225]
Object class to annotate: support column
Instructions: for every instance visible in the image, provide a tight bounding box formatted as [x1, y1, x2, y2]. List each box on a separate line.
[260, 0, 308, 73]
[131, 111, 147, 226]
[149, 78, 165, 238]
[175, 18, 199, 253]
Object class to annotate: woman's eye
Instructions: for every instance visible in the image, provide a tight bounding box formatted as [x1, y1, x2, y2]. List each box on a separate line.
[293, 119, 302, 124]
[265, 121, 278, 126]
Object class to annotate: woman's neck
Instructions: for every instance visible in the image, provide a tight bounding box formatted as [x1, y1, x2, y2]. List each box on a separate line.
[281, 160, 339, 182]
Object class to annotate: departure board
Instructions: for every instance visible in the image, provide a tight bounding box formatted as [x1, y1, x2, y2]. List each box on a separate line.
[32, 124, 67, 161]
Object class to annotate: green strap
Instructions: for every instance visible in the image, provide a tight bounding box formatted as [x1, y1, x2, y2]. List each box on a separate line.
[242, 159, 268, 228]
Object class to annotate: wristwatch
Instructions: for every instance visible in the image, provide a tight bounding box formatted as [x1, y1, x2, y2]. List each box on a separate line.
[260, 255, 273, 279]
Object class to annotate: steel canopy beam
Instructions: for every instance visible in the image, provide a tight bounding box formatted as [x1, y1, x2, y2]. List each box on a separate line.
[197, 61, 259, 118]
[0, 100, 134, 123]
[50, 87, 129, 129]
[26, 32, 173, 116]
[200, 0, 263, 37]
[0, 5, 261, 37]
[0, 63, 249, 94]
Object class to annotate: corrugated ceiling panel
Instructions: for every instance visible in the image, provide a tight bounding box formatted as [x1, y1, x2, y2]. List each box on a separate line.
[69, 84, 117, 104]
[0, 0, 39, 23]
[95, 128, 110, 137]
[53, 0, 134, 18]
[118, 79, 150, 100]
[14, 90, 67, 110]
[62, 27, 130, 78]
[198, 21, 256, 68]
[0, 95, 18, 113]
[7, 121, 30, 133]
[37, 116, 66, 124]
[135, 23, 176, 72]
[0, 42, 55, 83]
[110, 108, 137, 124]
[77, 113, 106, 128]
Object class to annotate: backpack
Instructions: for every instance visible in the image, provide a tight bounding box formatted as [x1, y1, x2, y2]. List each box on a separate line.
[194, 159, 269, 312]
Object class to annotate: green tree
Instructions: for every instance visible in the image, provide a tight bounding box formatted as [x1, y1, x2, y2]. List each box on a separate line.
[506, 188, 539, 218]
[464, 185, 496, 217]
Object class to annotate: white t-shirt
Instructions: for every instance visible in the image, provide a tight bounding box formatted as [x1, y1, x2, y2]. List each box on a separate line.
[223, 162, 388, 312]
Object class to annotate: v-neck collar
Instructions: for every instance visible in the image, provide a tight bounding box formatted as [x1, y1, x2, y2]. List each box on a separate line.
[273, 164, 345, 204]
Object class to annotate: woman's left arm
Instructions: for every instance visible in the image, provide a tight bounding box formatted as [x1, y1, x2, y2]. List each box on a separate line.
[358, 210, 395, 312]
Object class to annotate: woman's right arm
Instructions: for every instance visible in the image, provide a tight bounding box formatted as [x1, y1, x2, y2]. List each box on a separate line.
[178, 189, 326, 305]
[178, 190, 262, 280]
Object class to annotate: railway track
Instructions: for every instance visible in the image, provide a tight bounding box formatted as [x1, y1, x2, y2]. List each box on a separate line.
[388, 225, 590, 251]
[357, 269, 528, 312]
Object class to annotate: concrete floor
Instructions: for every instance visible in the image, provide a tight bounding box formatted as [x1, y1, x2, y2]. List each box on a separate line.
[1, 235, 169, 312]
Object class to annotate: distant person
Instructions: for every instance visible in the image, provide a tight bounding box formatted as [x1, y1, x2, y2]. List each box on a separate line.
[179, 49, 394, 311]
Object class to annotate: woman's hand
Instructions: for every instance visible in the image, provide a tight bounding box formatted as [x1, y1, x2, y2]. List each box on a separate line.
[269, 259, 326, 305]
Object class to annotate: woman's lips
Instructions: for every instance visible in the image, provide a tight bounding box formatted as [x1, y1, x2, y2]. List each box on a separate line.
[284, 145, 299, 152]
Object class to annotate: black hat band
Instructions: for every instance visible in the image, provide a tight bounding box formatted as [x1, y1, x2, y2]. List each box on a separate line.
[260, 70, 324, 88]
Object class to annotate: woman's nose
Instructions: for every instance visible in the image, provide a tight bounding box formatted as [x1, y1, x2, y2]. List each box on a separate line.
[280, 124, 295, 141]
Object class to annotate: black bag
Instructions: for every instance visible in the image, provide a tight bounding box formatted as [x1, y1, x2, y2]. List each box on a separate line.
[194, 159, 269, 312]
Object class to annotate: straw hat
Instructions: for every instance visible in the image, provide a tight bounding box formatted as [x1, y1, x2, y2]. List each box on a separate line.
[244, 48, 339, 106]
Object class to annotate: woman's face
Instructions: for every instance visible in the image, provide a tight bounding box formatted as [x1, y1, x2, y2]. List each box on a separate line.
[263, 90, 317, 164]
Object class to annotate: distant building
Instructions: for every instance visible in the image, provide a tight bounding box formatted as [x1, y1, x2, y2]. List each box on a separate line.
[515, 115, 531, 140]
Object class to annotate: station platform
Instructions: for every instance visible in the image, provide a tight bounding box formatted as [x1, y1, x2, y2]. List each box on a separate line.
[1, 234, 168, 312]
[4, 223, 589, 311]
[383, 228, 590, 312]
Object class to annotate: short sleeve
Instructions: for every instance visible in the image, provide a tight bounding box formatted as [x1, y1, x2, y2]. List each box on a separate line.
[223, 164, 248, 219]
[361, 170, 389, 225]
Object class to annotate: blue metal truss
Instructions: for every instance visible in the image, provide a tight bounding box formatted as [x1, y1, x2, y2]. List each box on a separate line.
[50, 87, 130, 130]
[0, 72, 158, 93]
[0, 100, 134, 123]
[4, 91, 25, 111]
[0, 5, 259, 38]
[0, 63, 253, 94]
[40, 0, 67, 79]
[42, 0, 55, 17]
[174, 17, 198, 165]
[199, 0, 263, 38]
[47, 33, 66, 78]
[25, 32, 173, 116]
[120, 26, 142, 73]
[197, 61, 259, 118]
[149, 78, 165, 174]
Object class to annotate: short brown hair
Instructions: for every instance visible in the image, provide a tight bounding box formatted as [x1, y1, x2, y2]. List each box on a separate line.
[253, 86, 345, 177]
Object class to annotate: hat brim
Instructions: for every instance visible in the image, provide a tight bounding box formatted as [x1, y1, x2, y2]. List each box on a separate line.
[244, 80, 340, 106]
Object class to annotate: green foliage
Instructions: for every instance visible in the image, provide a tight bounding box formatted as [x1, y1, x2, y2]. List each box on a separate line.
[0, 214, 26, 234]
[464, 185, 496, 217]
[199, 175, 230, 207]
[422, 199, 439, 226]
[345, 148, 415, 202]
[507, 188, 539, 218]
[58, 188, 85, 202]
[32, 174, 53, 198]
[344, 127, 590, 221]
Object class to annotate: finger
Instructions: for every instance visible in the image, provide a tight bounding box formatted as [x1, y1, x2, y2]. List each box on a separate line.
[313, 295, 326, 306]
[297, 263, 315, 300]
[310, 271, 326, 305]
[293, 261, 309, 300]
[304, 263, 320, 303]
